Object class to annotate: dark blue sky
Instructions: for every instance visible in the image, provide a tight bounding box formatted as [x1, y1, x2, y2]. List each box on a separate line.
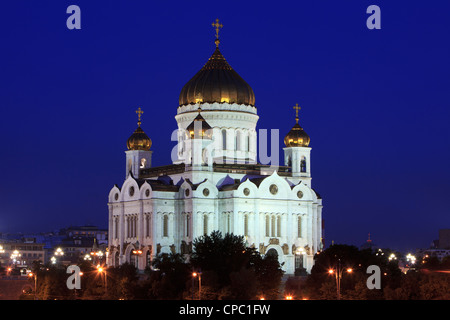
[1, 1, 449, 252]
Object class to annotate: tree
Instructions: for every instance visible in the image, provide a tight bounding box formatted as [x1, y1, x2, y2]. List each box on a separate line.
[148, 253, 191, 299]
[305, 244, 402, 300]
[190, 231, 283, 299]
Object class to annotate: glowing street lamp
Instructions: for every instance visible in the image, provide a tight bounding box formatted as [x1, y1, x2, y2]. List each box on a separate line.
[11, 250, 21, 265]
[97, 265, 107, 295]
[192, 271, 202, 300]
[28, 272, 37, 300]
[328, 259, 353, 300]
[406, 253, 416, 265]
[388, 253, 397, 261]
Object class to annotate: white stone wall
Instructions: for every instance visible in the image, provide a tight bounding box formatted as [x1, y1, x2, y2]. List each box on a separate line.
[107, 170, 322, 274]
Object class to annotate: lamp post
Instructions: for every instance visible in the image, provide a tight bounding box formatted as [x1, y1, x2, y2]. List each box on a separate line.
[54, 247, 64, 265]
[28, 272, 37, 300]
[328, 259, 353, 300]
[97, 266, 107, 295]
[192, 271, 202, 300]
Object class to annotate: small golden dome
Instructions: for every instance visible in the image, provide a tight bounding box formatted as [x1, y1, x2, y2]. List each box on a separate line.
[186, 108, 213, 139]
[284, 123, 310, 147]
[284, 104, 310, 147]
[127, 108, 152, 151]
[127, 126, 152, 151]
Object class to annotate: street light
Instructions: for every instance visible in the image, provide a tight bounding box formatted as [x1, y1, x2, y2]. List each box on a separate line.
[11, 250, 21, 266]
[192, 271, 202, 300]
[388, 253, 397, 261]
[28, 272, 37, 300]
[53, 247, 64, 265]
[328, 259, 353, 300]
[97, 265, 107, 295]
[406, 253, 416, 266]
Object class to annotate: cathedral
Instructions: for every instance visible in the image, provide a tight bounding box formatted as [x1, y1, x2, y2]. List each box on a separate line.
[106, 21, 324, 274]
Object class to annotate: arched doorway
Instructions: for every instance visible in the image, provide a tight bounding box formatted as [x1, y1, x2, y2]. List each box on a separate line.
[266, 248, 278, 258]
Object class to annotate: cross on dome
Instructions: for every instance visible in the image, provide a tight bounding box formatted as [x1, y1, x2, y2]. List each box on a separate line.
[136, 107, 144, 126]
[212, 18, 223, 47]
[293, 103, 301, 123]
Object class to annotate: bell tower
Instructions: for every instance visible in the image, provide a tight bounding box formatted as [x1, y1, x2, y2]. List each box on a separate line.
[283, 104, 311, 180]
[125, 108, 152, 179]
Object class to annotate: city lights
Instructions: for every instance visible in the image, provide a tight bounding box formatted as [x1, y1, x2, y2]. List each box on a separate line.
[406, 253, 416, 265]
[388, 253, 397, 261]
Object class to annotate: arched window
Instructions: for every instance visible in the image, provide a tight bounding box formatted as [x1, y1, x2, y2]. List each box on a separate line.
[277, 216, 281, 237]
[222, 130, 227, 150]
[186, 215, 190, 238]
[114, 217, 118, 239]
[163, 215, 169, 237]
[298, 216, 302, 238]
[126, 217, 130, 238]
[145, 214, 151, 237]
[301, 157, 307, 173]
[203, 215, 208, 235]
[236, 131, 241, 151]
[244, 214, 248, 237]
[271, 216, 276, 237]
[246, 134, 250, 152]
[129, 250, 136, 266]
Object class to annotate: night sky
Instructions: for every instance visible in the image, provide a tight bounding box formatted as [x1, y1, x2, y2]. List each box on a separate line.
[1, 1, 449, 253]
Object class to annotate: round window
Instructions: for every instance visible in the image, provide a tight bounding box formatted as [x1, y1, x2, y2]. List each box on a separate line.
[203, 188, 210, 197]
[114, 193, 119, 201]
[129, 186, 135, 197]
[269, 184, 278, 195]
[297, 191, 303, 199]
[243, 188, 250, 196]
[145, 189, 150, 197]
[185, 189, 190, 197]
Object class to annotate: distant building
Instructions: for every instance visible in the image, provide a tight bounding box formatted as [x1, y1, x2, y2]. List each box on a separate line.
[437, 229, 450, 249]
[61, 225, 108, 245]
[0, 238, 45, 273]
[424, 229, 450, 261]
[57, 226, 108, 264]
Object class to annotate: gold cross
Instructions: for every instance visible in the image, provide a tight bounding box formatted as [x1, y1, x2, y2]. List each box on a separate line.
[136, 107, 144, 126]
[293, 103, 301, 122]
[212, 19, 223, 39]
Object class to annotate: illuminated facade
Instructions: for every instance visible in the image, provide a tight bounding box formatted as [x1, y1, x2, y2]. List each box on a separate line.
[107, 22, 323, 274]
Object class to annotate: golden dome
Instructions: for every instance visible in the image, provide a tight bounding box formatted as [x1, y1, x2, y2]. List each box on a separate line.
[284, 104, 310, 147]
[127, 126, 152, 151]
[186, 108, 213, 139]
[179, 29, 255, 107]
[127, 108, 152, 151]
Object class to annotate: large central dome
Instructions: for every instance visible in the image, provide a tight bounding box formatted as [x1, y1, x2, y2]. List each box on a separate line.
[179, 46, 255, 107]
